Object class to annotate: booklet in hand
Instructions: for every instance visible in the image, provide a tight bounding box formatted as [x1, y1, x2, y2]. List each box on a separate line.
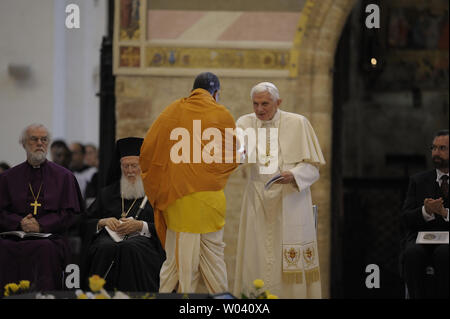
[0, 231, 52, 239]
[264, 173, 284, 190]
[105, 218, 139, 242]
[105, 225, 125, 242]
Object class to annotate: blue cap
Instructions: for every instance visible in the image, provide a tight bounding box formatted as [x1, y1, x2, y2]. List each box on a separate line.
[192, 72, 220, 95]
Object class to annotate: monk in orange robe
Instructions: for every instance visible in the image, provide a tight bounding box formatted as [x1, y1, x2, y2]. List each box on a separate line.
[140, 72, 238, 294]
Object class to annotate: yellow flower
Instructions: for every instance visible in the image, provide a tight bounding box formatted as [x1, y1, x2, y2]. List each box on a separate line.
[4, 283, 19, 296]
[88, 275, 106, 292]
[77, 293, 88, 299]
[19, 280, 30, 290]
[253, 279, 264, 289]
[267, 294, 278, 299]
[95, 293, 109, 299]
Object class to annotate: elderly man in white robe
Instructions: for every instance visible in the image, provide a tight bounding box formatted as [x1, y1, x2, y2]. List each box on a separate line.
[233, 82, 326, 299]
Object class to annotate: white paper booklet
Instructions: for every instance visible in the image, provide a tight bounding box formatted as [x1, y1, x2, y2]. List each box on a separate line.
[0, 231, 52, 238]
[105, 218, 139, 242]
[105, 226, 125, 242]
[264, 174, 284, 190]
[416, 231, 449, 244]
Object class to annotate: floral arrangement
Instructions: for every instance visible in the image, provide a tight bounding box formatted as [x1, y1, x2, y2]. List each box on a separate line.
[4, 280, 31, 297]
[75, 275, 130, 299]
[241, 279, 278, 299]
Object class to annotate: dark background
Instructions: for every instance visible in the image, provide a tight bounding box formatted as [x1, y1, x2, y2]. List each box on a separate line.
[331, 0, 448, 298]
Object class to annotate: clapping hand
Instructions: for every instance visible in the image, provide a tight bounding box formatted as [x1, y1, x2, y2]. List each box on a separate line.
[424, 198, 446, 217]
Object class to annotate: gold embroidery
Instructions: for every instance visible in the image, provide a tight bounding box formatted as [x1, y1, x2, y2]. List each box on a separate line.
[302, 246, 315, 267]
[283, 247, 300, 267]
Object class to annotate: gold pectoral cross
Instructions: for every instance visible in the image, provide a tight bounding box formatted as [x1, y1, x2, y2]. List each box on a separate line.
[30, 200, 41, 216]
[29, 183, 43, 216]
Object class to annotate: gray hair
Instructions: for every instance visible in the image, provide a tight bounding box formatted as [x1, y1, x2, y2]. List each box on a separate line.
[250, 82, 280, 102]
[19, 123, 51, 146]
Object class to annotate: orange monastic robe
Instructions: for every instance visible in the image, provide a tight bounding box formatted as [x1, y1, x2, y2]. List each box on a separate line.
[140, 89, 238, 248]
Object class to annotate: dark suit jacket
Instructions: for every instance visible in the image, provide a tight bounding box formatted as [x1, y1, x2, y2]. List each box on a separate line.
[401, 169, 449, 245]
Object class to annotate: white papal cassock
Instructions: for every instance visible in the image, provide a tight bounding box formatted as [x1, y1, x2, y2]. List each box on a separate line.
[233, 109, 326, 299]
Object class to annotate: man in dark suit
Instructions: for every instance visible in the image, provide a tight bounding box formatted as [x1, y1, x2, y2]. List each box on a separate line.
[401, 129, 449, 298]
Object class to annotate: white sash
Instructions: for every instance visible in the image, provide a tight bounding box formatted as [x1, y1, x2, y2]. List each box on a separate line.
[282, 187, 320, 284]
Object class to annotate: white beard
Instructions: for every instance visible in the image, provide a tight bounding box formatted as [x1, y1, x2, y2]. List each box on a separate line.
[28, 150, 47, 166]
[120, 175, 145, 200]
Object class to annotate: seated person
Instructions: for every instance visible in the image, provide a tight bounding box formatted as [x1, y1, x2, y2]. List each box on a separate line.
[401, 129, 449, 298]
[81, 137, 165, 292]
[0, 124, 83, 291]
[69, 142, 97, 199]
[50, 140, 72, 169]
[84, 144, 98, 169]
[83, 144, 99, 208]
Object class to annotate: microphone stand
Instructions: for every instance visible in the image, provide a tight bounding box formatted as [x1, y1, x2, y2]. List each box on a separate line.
[103, 196, 148, 280]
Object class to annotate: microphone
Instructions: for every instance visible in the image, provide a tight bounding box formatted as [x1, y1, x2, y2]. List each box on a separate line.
[135, 196, 148, 220]
[123, 196, 148, 241]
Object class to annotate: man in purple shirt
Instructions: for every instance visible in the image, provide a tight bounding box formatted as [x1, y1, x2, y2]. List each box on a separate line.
[0, 123, 84, 292]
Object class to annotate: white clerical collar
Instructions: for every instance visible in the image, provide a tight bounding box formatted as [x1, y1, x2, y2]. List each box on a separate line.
[28, 160, 45, 169]
[436, 169, 449, 183]
[257, 109, 281, 127]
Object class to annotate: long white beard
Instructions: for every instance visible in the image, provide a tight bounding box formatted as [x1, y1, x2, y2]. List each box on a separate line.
[28, 151, 47, 166]
[120, 175, 145, 200]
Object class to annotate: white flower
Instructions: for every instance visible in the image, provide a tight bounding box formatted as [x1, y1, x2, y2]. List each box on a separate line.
[35, 292, 55, 299]
[86, 292, 95, 299]
[112, 291, 130, 299]
[75, 289, 84, 297]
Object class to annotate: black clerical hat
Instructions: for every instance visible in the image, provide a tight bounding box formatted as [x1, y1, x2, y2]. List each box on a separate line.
[106, 137, 144, 185]
[117, 137, 143, 158]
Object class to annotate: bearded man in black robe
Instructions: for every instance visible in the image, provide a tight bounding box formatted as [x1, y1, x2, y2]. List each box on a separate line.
[81, 137, 165, 292]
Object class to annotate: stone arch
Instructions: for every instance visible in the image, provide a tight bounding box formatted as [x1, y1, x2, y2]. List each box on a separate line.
[292, 0, 356, 297]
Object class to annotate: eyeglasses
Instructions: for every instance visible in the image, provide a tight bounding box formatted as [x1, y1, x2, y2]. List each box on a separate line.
[29, 136, 49, 144]
[430, 145, 449, 152]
